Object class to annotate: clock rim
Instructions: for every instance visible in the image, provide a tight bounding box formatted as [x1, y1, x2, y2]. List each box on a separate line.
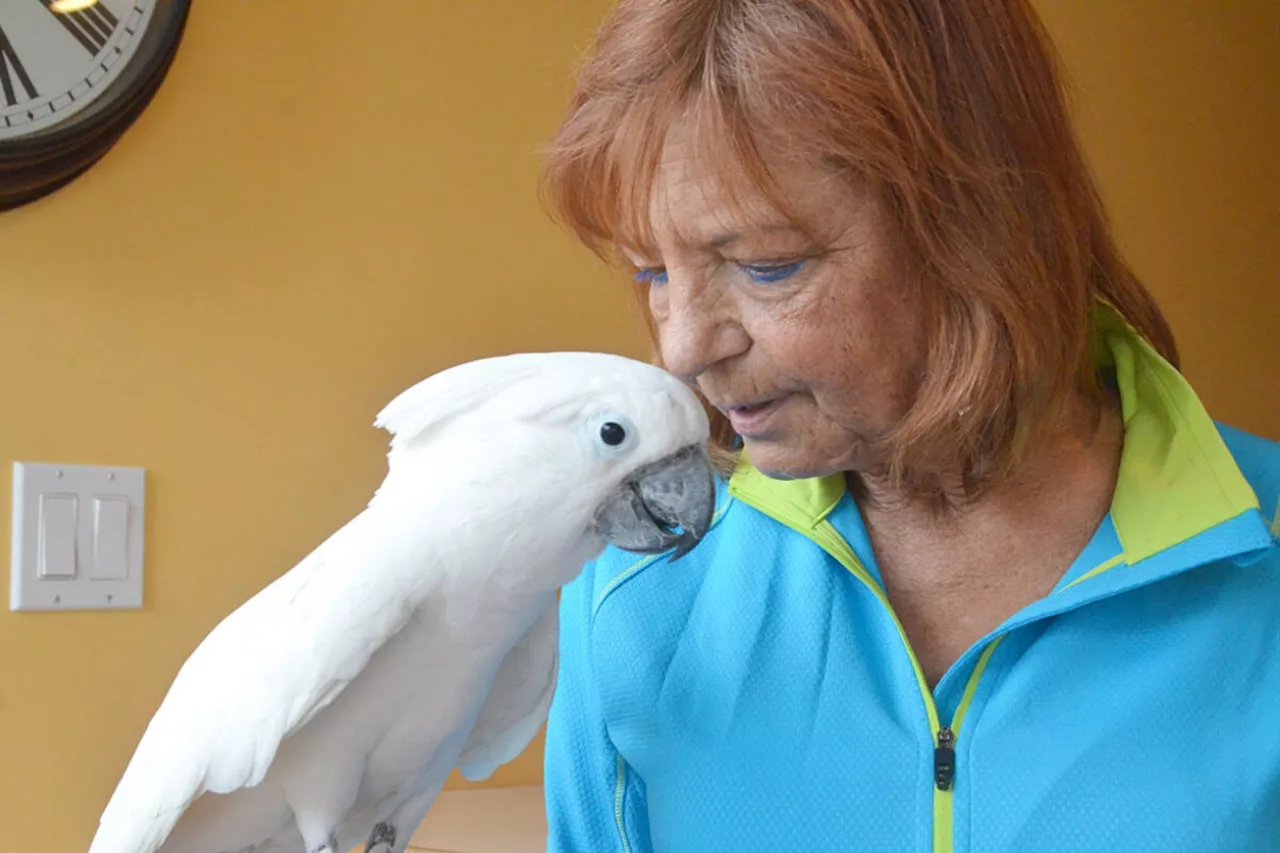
[0, 0, 193, 211]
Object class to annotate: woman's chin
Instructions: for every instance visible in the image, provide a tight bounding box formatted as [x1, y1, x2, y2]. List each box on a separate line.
[739, 438, 834, 482]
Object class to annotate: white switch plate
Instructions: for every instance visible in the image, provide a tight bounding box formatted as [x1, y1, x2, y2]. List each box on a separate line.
[10, 461, 145, 612]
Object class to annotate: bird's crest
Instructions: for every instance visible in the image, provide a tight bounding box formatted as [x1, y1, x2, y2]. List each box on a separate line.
[374, 351, 642, 450]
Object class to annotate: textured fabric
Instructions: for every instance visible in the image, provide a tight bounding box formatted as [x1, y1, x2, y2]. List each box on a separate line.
[544, 313, 1280, 853]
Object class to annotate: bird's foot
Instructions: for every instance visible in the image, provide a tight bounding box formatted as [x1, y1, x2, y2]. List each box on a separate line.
[364, 821, 396, 853]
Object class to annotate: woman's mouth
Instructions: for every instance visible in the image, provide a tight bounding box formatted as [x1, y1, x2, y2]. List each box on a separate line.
[725, 396, 789, 437]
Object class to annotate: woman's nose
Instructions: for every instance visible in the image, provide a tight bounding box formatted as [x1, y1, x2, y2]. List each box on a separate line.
[654, 273, 748, 382]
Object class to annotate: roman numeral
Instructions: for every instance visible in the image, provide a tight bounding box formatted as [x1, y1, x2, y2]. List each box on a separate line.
[39, 0, 121, 56]
[0, 25, 39, 107]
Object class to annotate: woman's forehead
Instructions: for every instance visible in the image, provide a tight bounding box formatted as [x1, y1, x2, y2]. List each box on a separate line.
[622, 138, 856, 253]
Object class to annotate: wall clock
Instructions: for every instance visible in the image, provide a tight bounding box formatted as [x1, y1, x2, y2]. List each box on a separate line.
[0, 0, 191, 211]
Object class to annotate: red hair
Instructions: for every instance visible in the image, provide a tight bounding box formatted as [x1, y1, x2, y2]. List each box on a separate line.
[541, 0, 1178, 496]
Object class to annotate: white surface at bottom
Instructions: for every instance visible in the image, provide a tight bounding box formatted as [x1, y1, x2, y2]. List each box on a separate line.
[408, 785, 547, 853]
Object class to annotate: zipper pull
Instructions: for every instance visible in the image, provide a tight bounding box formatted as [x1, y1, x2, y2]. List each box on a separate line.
[934, 726, 956, 791]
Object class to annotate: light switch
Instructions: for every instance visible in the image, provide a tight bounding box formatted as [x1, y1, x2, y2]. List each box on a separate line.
[92, 495, 130, 580]
[37, 493, 78, 579]
[11, 461, 145, 612]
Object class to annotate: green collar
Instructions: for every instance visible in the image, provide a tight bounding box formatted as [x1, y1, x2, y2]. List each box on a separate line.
[728, 302, 1260, 564]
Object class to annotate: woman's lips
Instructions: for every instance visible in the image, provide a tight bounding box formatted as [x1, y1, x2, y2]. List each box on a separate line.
[725, 396, 789, 437]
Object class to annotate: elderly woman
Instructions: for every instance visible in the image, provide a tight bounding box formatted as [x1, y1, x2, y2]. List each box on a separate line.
[538, 1, 1280, 850]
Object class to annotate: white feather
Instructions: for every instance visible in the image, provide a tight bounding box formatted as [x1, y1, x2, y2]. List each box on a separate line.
[457, 600, 561, 782]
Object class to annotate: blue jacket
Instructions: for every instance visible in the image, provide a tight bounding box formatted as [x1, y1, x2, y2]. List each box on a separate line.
[544, 305, 1280, 853]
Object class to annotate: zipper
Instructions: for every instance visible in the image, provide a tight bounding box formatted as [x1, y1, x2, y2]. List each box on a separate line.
[929, 639, 1003, 853]
[803, 520, 957, 850]
[802, 517, 1011, 853]
[934, 726, 956, 791]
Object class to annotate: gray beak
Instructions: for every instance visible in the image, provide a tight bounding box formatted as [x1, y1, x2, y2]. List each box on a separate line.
[592, 444, 716, 561]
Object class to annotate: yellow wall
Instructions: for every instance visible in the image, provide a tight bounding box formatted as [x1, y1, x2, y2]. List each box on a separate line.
[0, 2, 627, 849]
[1035, 0, 1279, 438]
[0, 1, 1275, 850]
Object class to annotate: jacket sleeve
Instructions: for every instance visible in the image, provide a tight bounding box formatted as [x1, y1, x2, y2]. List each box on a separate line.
[543, 560, 652, 853]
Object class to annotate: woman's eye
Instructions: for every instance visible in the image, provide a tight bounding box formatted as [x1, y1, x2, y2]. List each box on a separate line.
[633, 267, 669, 285]
[739, 260, 807, 284]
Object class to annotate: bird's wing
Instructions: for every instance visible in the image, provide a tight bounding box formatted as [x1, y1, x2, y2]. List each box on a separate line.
[88, 514, 422, 853]
[455, 599, 560, 782]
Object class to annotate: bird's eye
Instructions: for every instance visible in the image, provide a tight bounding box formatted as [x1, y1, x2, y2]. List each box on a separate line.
[600, 421, 627, 446]
[588, 411, 636, 458]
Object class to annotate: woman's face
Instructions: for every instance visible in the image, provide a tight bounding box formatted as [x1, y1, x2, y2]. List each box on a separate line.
[625, 127, 928, 480]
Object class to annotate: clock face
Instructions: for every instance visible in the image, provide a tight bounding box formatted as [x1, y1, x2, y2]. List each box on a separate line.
[0, 0, 159, 140]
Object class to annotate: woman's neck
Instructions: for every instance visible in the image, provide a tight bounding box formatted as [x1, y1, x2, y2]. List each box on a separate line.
[852, 391, 1124, 686]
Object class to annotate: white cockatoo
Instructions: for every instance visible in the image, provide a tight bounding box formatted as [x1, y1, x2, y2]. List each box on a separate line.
[87, 352, 715, 853]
